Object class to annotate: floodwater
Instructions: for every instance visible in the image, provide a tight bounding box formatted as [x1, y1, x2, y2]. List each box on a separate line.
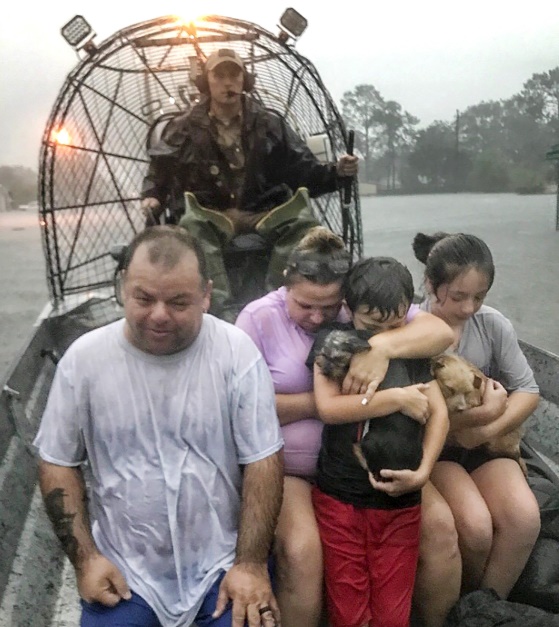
[0, 208, 48, 379]
[0, 192, 558, 382]
[360, 192, 559, 355]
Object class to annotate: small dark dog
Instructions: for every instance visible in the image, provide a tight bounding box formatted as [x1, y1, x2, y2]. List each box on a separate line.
[316, 329, 424, 480]
[314, 329, 371, 381]
[431, 353, 526, 475]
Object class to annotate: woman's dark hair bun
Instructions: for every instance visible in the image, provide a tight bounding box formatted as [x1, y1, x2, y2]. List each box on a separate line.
[412, 231, 449, 264]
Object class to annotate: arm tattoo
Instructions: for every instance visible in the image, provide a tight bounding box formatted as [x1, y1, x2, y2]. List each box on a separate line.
[44, 488, 79, 564]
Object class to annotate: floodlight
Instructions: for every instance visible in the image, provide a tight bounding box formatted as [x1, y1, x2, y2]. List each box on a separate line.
[61, 15, 97, 54]
[278, 8, 308, 42]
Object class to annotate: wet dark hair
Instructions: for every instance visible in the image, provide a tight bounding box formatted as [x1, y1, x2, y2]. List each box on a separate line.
[123, 225, 209, 284]
[412, 232, 494, 294]
[344, 256, 414, 319]
[284, 226, 351, 287]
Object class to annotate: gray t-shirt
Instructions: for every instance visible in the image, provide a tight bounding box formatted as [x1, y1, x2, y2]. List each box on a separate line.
[34, 316, 283, 627]
[421, 302, 538, 394]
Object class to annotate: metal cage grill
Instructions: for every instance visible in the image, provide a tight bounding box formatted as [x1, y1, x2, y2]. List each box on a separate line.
[39, 14, 362, 303]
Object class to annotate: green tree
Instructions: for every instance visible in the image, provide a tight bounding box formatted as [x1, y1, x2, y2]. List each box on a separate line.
[374, 100, 418, 190]
[519, 68, 559, 135]
[458, 101, 505, 156]
[341, 86, 418, 188]
[344, 64, 559, 194]
[341, 84, 384, 181]
[501, 95, 553, 188]
[406, 121, 459, 190]
[454, 97, 552, 192]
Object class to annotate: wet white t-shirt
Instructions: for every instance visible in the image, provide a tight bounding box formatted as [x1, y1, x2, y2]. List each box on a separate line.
[34, 316, 283, 626]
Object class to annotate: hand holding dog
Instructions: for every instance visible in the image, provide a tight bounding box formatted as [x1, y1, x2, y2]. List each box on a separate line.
[452, 379, 508, 431]
[398, 383, 431, 424]
[367, 466, 430, 497]
[452, 379, 508, 449]
[481, 379, 508, 421]
[342, 344, 389, 398]
[451, 382, 508, 449]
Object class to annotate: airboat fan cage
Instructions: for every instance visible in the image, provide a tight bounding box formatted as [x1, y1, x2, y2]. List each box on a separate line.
[39, 14, 362, 304]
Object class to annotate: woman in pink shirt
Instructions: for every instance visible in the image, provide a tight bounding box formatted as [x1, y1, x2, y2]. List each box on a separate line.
[236, 226, 454, 627]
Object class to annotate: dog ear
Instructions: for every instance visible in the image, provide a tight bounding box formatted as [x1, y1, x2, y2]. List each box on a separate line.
[431, 355, 446, 374]
[473, 374, 483, 390]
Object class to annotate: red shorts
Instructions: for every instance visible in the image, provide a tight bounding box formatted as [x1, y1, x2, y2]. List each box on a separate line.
[312, 487, 421, 627]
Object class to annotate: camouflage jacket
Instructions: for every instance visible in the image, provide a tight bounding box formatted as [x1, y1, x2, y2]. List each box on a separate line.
[141, 96, 339, 214]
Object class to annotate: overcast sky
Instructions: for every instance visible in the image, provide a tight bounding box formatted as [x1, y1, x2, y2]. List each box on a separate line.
[1, 0, 559, 169]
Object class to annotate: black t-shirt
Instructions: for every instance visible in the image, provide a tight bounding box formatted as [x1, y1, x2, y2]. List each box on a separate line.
[307, 323, 432, 509]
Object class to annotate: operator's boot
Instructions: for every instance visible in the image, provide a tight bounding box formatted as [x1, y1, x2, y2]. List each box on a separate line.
[255, 188, 319, 291]
[179, 193, 237, 322]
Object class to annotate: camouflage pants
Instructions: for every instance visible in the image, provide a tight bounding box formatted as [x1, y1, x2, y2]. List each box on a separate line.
[179, 188, 319, 319]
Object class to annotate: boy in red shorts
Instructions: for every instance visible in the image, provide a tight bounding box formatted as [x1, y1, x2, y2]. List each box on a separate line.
[307, 257, 448, 627]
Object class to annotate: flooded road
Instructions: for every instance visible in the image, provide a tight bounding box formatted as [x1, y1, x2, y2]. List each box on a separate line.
[0, 209, 47, 378]
[360, 192, 559, 354]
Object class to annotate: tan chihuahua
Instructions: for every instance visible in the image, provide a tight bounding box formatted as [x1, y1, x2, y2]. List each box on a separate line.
[431, 353, 526, 475]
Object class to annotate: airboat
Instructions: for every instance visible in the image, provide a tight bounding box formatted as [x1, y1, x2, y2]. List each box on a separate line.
[0, 9, 558, 626]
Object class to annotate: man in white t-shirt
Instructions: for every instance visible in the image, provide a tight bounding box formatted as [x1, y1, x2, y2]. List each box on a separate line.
[34, 226, 284, 627]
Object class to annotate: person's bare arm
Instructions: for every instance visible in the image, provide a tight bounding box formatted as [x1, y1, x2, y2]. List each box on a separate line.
[39, 460, 130, 606]
[453, 390, 539, 449]
[236, 452, 284, 564]
[343, 310, 453, 397]
[488, 390, 539, 435]
[314, 363, 430, 425]
[275, 392, 317, 425]
[417, 380, 449, 476]
[213, 452, 283, 626]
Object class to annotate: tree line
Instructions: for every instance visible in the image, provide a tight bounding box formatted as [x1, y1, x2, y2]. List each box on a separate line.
[3, 66, 558, 205]
[342, 67, 559, 194]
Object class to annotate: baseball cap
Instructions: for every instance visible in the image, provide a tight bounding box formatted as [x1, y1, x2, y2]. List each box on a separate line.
[205, 49, 245, 72]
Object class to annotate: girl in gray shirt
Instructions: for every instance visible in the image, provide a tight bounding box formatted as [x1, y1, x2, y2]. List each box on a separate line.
[414, 231, 540, 607]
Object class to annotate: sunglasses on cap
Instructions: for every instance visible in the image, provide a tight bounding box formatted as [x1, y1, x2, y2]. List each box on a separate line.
[286, 256, 351, 277]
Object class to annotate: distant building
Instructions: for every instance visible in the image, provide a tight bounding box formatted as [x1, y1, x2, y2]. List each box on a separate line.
[0, 185, 14, 212]
[359, 182, 377, 196]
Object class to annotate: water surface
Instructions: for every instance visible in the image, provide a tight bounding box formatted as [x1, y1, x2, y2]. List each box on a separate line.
[360, 192, 559, 354]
